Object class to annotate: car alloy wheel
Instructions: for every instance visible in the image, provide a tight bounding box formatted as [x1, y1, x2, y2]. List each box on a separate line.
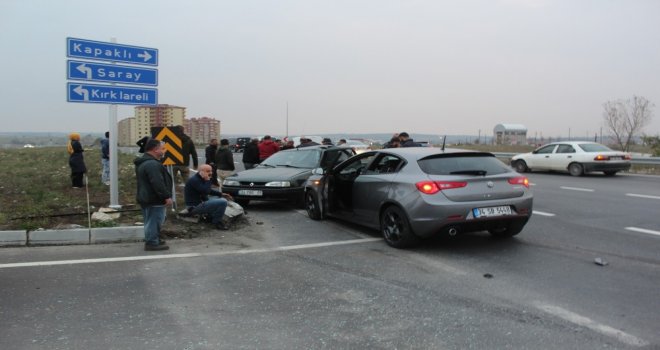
[305, 191, 322, 220]
[380, 206, 418, 249]
[568, 163, 584, 177]
[514, 160, 528, 173]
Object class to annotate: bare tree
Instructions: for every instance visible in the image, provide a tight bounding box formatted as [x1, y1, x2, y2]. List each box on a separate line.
[602, 96, 654, 151]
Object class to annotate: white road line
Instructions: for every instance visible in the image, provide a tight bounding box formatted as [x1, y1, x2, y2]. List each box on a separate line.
[529, 182, 537, 186]
[533, 210, 556, 217]
[625, 227, 660, 237]
[0, 238, 381, 269]
[534, 302, 649, 347]
[560, 186, 594, 192]
[626, 193, 660, 200]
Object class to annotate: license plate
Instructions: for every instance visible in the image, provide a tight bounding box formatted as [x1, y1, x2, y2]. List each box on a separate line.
[238, 189, 263, 196]
[473, 206, 512, 218]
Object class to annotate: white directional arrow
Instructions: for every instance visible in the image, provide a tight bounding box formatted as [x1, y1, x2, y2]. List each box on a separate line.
[137, 51, 152, 62]
[75, 63, 92, 79]
[73, 85, 89, 101]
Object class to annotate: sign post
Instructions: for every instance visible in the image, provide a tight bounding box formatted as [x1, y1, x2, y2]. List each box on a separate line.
[66, 37, 159, 208]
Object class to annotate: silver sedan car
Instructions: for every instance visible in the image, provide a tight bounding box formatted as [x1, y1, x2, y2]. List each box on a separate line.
[304, 148, 533, 248]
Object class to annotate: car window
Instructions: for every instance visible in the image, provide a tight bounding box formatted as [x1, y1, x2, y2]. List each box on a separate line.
[418, 154, 510, 175]
[338, 153, 377, 176]
[261, 149, 320, 168]
[556, 144, 575, 153]
[535, 145, 556, 154]
[365, 154, 404, 174]
[578, 143, 613, 152]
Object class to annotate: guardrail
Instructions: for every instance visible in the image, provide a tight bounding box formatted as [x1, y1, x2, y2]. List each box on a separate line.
[491, 152, 660, 165]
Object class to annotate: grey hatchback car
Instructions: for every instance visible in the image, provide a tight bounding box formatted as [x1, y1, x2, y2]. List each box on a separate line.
[304, 147, 533, 248]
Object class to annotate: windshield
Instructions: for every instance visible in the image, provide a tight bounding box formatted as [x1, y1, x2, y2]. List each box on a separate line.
[260, 149, 321, 168]
[578, 143, 613, 152]
[418, 154, 510, 176]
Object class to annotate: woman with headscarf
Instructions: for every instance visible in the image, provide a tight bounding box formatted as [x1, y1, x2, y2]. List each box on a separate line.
[67, 132, 87, 188]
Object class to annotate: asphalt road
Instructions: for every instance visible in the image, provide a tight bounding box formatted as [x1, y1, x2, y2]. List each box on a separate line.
[1, 172, 659, 349]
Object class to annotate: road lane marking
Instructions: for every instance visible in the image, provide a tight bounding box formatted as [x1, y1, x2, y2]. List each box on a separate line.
[625, 227, 660, 237]
[529, 182, 537, 186]
[560, 186, 594, 192]
[626, 193, 660, 200]
[532, 210, 556, 217]
[0, 238, 381, 269]
[533, 302, 648, 347]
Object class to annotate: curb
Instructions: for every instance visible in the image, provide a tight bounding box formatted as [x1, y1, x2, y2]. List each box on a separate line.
[0, 226, 144, 247]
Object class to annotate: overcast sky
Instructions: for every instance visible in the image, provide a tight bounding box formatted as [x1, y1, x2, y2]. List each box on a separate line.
[1, 0, 659, 138]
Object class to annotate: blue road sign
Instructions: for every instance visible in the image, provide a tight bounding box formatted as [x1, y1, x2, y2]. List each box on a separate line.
[67, 37, 158, 66]
[67, 83, 158, 105]
[67, 60, 158, 86]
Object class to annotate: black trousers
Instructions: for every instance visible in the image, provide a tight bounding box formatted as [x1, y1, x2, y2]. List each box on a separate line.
[71, 172, 85, 187]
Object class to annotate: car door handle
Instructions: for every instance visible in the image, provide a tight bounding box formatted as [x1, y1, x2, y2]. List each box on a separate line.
[545, 155, 550, 158]
[567, 156, 572, 158]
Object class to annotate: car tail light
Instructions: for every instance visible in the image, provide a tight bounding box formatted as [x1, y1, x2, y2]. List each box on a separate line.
[508, 176, 529, 188]
[415, 181, 467, 194]
[594, 155, 609, 161]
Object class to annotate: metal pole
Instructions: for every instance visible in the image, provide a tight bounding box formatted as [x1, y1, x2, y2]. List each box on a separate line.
[286, 101, 289, 138]
[109, 37, 121, 209]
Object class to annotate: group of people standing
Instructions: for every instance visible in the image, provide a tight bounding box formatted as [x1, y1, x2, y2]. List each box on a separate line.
[383, 132, 422, 148]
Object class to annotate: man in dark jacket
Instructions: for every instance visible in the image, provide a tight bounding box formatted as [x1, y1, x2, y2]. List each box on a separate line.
[242, 138, 260, 169]
[399, 132, 422, 147]
[205, 138, 219, 186]
[173, 126, 198, 184]
[184, 164, 233, 230]
[134, 139, 173, 251]
[215, 139, 235, 190]
[258, 135, 280, 161]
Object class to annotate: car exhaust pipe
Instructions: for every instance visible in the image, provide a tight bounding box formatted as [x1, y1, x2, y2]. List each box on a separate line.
[448, 227, 458, 236]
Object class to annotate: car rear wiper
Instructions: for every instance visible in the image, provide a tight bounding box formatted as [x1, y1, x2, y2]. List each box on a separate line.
[259, 164, 275, 168]
[276, 164, 302, 168]
[449, 170, 487, 176]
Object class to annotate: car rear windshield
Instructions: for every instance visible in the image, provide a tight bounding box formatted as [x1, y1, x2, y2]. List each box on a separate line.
[417, 153, 510, 176]
[261, 149, 321, 168]
[578, 143, 612, 152]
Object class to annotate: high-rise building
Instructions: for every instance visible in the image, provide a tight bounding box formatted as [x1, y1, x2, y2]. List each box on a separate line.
[187, 117, 221, 145]
[134, 104, 186, 140]
[117, 117, 136, 146]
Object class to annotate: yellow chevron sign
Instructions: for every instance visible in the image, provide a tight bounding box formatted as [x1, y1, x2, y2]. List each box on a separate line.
[152, 127, 184, 165]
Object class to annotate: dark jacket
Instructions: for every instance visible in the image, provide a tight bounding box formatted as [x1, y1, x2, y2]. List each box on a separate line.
[184, 173, 222, 207]
[400, 139, 422, 147]
[134, 153, 172, 207]
[100, 138, 109, 159]
[182, 135, 199, 168]
[258, 140, 279, 160]
[69, 140, 87, 173]
[205, 144, 217, 165]
[242, 142, 260, 164]
[215, 146, 235, 171]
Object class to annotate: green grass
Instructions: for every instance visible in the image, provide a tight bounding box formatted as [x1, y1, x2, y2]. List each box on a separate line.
[0, 146, 142, 230]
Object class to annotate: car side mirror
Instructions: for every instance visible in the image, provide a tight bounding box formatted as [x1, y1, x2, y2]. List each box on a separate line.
[311, 167, 325, 175]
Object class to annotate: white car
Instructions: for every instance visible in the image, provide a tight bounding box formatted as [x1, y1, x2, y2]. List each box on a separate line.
[511, 141, 631, 176]
[341, 139, 371, 154]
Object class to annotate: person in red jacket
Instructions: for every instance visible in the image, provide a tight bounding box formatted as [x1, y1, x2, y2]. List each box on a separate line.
[258, 135, 279, 161]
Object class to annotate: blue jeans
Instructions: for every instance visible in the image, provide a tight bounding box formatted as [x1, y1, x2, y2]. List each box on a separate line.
[102, 158, 110, 183]
[190, 198, 228, 224]
[142, 205, 166, 246]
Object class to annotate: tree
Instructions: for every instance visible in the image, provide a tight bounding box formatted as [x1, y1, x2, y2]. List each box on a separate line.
[602, 95, 654, 151]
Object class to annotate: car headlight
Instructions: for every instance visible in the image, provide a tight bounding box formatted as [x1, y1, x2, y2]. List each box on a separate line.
[265, 181, 291, 187]
[223, 180, 240, 186]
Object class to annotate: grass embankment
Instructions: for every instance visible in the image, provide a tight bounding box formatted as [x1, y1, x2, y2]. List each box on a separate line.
[0, 147, 146, 231]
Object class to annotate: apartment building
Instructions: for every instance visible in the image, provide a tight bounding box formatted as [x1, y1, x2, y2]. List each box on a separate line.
[117, 117, 136, 146]
[186, 117, 221, 145]
[134, 104, 186, 140]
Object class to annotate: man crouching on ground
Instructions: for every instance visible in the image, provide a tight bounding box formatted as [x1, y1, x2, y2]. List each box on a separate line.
[134, 139, 173, 251]
[185, 164, 234, 230]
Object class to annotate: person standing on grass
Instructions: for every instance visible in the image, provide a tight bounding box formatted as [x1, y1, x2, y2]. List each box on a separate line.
[100, 131, 110, 185]
[134, 139, 172, 251]
[67, 132, 87, 188]
[205, 138, 219, 186]
[215, 139, 235, 190]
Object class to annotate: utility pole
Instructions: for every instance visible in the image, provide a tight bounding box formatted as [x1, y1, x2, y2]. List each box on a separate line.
[286, 101, 289, 139]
